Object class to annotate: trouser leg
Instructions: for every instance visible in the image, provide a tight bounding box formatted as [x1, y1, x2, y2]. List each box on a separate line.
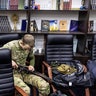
[24, 74, 50, 96]
[14, 75, 30, 95]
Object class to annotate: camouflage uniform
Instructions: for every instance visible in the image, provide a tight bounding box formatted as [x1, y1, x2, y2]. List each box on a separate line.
[2, 40, 50, 96]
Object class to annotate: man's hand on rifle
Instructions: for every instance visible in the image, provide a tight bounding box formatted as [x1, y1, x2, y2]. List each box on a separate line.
[12, 60, 18, 69]
[12, 60, 35, 72]
[28, 65, 35, 71]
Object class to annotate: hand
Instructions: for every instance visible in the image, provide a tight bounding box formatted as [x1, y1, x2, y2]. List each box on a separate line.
[82, 65, 87, 73]
[12, 60, 18, 69]
[28, 65, 35, 71]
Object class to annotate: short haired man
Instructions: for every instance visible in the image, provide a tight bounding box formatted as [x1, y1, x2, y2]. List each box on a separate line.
[2, 34, 50, 96]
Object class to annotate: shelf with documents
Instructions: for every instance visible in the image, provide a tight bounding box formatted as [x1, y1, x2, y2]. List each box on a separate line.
[29, 10, 89, 34]
[0, 0, 30, 33]
[0, 0, 93, 63]
[0, 0, 90, 34]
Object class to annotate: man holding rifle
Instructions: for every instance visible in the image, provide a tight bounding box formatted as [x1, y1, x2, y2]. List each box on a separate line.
[2, 34, 50, 96]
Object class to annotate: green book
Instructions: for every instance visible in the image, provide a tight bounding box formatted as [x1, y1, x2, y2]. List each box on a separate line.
[18, 0, 24, 9]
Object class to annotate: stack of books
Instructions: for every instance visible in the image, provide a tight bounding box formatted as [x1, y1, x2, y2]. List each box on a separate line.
[91, 0, 96, 10]
[9, 0, 18, 10]
[32, 0, 60, 10]
[0, 0, 25, 10]
[0, 0, 9, 9]
[60, 0, 72, 10]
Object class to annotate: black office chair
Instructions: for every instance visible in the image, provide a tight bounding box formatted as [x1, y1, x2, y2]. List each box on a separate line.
[87, 35, 96, 96]
[0, 33, 20, 47]
[91, 35, 96, 60]
[0, 48, 28, 96]
[42, 34, 90, 96]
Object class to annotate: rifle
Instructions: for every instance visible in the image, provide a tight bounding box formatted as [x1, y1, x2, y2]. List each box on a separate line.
[17, 64, 68, 87]
[17, 64, 53, 83]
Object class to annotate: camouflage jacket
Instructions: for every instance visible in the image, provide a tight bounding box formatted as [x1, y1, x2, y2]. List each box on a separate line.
[2, 40, 35, 67]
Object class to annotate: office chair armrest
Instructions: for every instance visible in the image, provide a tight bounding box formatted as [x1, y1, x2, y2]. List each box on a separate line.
[42, 61, 57, 92]
[42, 61, 51, 68]
[42, 61, 52, 79]
[15, 86, 28, 96]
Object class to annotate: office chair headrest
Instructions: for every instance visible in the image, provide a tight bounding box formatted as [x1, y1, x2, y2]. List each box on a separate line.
[47, 35, 73, 45]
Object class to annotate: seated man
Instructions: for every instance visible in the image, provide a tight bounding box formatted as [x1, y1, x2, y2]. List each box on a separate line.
[1, 34, 50, 96]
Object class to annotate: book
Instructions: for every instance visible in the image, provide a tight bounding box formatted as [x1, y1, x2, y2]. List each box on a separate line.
[71, 0, 82, 10]
[63, 0, 72, 10]
[69, 20, 78, 32]
[30, 20, 34, 32]
[18, 0, 24, 9]
[56, 0, 60, 10]
[30, 20, 38, 32]
[24, 0, 28, 9]
[59, 20, 67, 31]
[88, 20, 94, 32]
[21, 19, 27, 31]
[0, 0, 10, 9]
[30, 0, 35, 9]
[35, 0, 52, 10]
[91, 0, 96, 10]
[93, 20, 96, 31]
[78, 20, 86, 32]
[49, 20, 58, 31]
[73, 36, 78, 54]
[59, 0, 63, 10]
[77, 36, 86, 55]
[41, 20, 49, 32]
[9, 0, 18, 10]
[52, 0, 57, 10]
[85, 39, 92, 54]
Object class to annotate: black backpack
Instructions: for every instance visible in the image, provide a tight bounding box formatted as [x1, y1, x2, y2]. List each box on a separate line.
[52, 60, 93, 87]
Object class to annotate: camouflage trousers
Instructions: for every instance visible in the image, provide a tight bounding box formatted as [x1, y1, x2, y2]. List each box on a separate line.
[14, 73, 50, 96]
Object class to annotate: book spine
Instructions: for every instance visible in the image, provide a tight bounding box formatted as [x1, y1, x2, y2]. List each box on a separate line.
[60, 0, 63, 10]
[0, 0, 1, 9]
[21, 19, 27, 31]
[73, 36, 78, 53]
[6, 0, 10, 9]
[68, 0, 72, 10]
[18, 0, 24, 9]
[88, 20, 94, 32]
[1, 0, 5, 9]
[56, 0, 60, 10]
[63, 0, 66, 10]
[24, 0, 28, 9]
[9, 0, 18, 10]
[31, 0, 35, 9]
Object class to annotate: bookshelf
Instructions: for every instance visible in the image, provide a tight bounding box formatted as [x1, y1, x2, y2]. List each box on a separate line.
[0, 0, 93, 63]
[0, 0, 90, 33]
[1, 1, 96, 95]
